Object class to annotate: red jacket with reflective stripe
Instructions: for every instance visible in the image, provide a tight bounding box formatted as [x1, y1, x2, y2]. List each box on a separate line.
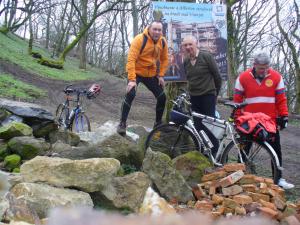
[234, 68, 288, 123]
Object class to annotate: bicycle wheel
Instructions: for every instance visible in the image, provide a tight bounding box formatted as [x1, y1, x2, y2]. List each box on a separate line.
[55, 104, 68, 129]
[71, 112, 91, 133]
[221, 140, 280, 183]
[145, 123, 200, 158]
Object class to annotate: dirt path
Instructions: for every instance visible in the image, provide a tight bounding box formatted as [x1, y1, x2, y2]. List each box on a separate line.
[1, 59, 299, 199]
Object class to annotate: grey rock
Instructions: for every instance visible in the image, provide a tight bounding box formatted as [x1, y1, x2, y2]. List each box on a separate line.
[142, 148, 193, 203]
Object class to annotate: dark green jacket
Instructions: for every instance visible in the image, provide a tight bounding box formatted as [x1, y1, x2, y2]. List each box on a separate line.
[184, 51, 222, 96]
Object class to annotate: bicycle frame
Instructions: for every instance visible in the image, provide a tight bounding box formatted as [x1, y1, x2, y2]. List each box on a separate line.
[179, 111, 282, 169]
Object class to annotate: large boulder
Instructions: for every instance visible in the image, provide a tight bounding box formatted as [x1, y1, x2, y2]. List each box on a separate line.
[0, 99, 54, 121]
[20, 156, 121, 192]
[48, 130, 80, 146]
[91, 172, 151, 212]
[8, 136, 50, 160]
[142, 148, 193, 203]
[31, 120, 58, 138]
[172, 151, 212, 187]
[97, 134, 145, 168]
[0, 122, 32, 140]
[10, 182, 93, 219]
[49, 141, 102, 160]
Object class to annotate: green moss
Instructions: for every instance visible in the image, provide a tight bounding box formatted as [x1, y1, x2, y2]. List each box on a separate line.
[4, 154, 21, 171]
[0, 122, 33, 140]
[12, 167, 20, 173]
[0, 26, 9, 34]
[37, 57, 64, 69]
[0, 143, 9, 161]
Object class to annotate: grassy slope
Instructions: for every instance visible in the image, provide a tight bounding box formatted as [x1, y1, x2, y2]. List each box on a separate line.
[0, 73, 46, 100]
[0, 32, 107, 81]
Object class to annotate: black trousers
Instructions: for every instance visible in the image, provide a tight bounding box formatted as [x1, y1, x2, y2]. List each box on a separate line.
[190, 94, 219, 156]
[120, 76, 166, 123]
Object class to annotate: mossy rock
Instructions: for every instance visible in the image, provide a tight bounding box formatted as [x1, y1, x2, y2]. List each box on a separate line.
[0, 108, 11, 121]
[37, 57, 64, 69]
[0, 143, 9, 161]
[4, 154, 21, 171]
[12, 167, 20, 173]
[30, 51, 42, 59]
[0, 122, 33, 140]
[172, 151, 213, 187]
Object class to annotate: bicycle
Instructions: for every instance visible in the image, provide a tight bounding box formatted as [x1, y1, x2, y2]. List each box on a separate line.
[145, 92, 282, 183]
[55, 84, 100, 133]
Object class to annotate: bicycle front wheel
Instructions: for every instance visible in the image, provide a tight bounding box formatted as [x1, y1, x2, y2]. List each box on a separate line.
[145, 123, 200, 158]
[221, 140, 279, 183]
[71, 112, 91, 133]
[55, 103, 68, 129]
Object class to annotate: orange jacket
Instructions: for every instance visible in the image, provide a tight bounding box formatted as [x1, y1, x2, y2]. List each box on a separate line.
[126, 28, 168, 81]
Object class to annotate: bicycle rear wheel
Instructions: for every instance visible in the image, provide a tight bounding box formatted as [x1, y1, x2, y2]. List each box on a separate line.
[55, 104, 68, 129]
[221, 140, 280, 183]
[71, 112, 91, 133]
[145, 123, 200, 158]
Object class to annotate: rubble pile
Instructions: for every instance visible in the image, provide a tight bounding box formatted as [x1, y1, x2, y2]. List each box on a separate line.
[171, 163, 300, 224]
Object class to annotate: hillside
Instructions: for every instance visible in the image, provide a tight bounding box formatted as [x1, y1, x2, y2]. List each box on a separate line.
[0, 32, 300, 200]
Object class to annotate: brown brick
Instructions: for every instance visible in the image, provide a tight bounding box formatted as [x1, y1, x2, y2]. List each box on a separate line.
[242, 184, 258, 192]
[235, 206, 246, 215]
[203, 181, 212, 190]
[201, 170, 227, 182]
[210, 211, 222, 219]
[224, 207, 235, 214]
[272, 195, 286, 210]
[194, 200, 213, 211]
[259, 182, 269, 194]
[223, 163, 246, 172]
[259, 199, 277, 211]
[238, 174, 256, 184]
[223, 198, 239, 209]
[258, 207, 278, 219]
[244, 202, 262, 213]
[264, 178, 274, 186]
[192, 185, 206, 200]
[282, 216, 300, 225]
[248, 192, 270, 202]
[216, 205, 225, 214]
[222, 185, 243, 196]
[233, 195, 253, 205]
[270, 185, 285, 199]
[254, 176, 265, 183]
[212, 194, 224, 205]
[219, 170, 244, 187]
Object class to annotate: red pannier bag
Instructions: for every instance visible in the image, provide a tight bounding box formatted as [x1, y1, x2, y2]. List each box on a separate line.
[235, 112, 277, 141]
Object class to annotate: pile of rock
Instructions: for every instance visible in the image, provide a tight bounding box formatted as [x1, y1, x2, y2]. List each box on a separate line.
[171, 163, 300, 224]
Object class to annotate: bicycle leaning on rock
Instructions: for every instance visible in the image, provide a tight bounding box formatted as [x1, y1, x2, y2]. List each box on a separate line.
[55, 83, 100, 133]
[145, 92, 283, 183]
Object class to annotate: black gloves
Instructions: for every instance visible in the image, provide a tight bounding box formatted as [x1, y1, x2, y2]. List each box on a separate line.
[278, 116, 288, 130]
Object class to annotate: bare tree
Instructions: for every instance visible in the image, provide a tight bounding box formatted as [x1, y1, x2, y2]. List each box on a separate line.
[275, 0, 300, 112]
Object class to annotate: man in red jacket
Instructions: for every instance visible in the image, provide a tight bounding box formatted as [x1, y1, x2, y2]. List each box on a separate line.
[234, 52, 294, 189]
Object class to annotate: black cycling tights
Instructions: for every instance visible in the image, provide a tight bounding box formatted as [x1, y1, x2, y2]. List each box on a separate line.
[120, 76, 166, 123]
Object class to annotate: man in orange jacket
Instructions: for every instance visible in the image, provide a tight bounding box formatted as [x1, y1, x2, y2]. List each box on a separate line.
[234, 52, 294, 189]
[117, 21, 168, 135]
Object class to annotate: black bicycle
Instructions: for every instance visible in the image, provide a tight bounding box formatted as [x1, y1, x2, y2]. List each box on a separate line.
[55, 84, 100, 133]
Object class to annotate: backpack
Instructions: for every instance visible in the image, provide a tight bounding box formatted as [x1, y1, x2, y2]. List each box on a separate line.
[139, 34, 166, 55]
[235, 112, 276, 142]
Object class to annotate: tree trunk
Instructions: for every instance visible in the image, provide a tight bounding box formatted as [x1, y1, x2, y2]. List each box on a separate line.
[79, 0, 88, 69]
[28, 14, 33, 54]
[45, 0, 51, 49]
[131, 0, 138, 37]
